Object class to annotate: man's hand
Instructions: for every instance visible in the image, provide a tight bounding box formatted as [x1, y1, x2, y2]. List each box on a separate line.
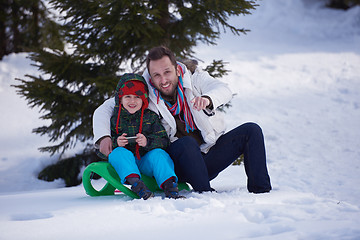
[191, 96, 211, 111]
[99, 136, 113, 157]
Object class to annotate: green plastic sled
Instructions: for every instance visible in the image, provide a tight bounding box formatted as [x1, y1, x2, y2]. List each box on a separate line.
[82, 161, 191, 199]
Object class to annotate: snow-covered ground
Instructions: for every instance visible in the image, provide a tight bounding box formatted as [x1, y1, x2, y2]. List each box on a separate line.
[1, 0, 360, 239]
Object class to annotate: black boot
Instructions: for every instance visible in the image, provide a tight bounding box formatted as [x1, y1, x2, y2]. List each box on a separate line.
[130, 179, 154, 200]
[162, 179, 186, 199]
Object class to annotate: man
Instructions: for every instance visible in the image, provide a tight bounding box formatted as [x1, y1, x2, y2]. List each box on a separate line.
[93, 46, 271, 193]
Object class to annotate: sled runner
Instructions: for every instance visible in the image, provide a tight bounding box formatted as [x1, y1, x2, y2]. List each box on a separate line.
[82, 161, 191, 199]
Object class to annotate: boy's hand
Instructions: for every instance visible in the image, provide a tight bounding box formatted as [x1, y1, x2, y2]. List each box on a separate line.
[117, 133, 128, 147]
[136, 133, 147, 147]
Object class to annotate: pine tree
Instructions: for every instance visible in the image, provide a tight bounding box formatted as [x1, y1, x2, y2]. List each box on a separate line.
[50, 0, 256, 73]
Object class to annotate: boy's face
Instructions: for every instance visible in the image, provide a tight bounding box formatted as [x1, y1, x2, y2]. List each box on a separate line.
[121, 94, 143, 114]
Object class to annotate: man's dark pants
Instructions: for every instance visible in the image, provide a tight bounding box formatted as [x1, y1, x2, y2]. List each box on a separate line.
[167, 122, 272, 193]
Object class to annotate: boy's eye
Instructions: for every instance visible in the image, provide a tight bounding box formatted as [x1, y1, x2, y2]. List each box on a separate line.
[124, 95, 140, 99]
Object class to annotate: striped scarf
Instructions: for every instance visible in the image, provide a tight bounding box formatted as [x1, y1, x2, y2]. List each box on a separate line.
[151, 66, 197, 133]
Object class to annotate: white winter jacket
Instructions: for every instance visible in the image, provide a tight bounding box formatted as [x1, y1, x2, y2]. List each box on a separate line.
[93, 62, 233, 153]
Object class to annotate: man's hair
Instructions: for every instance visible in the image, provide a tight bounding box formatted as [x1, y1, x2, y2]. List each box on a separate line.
[146, 46, 177, 73]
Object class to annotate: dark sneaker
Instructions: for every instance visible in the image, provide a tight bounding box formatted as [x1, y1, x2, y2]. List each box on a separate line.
[131, 180, 154, 200]
[163, 180, 186, 199]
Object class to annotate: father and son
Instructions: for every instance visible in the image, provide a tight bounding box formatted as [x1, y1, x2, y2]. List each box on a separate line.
[92, 46, 272, 199]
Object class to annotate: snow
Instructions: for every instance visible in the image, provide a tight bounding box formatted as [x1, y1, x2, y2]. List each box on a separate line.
[1, 0, 360, 239]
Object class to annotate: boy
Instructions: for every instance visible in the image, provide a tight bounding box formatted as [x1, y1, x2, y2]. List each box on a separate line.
[106, 73, 183, 199]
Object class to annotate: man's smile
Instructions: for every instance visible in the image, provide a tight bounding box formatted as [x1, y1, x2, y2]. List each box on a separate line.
[161, 82, 171, 89]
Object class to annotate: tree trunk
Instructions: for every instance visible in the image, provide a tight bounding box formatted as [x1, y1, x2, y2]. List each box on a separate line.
[11, 1, 21, 53]
[0, 0, 9, 59]
[31, 1, 40, 49]
[157, 0, 170, 47]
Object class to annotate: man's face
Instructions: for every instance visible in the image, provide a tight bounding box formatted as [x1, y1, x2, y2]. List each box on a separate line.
[148, 56, 181, 100]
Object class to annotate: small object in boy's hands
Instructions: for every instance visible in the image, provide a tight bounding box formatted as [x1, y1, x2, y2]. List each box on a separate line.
[126, 136, 137, 143]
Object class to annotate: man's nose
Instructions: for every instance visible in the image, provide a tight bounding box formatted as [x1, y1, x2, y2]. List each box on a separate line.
[157, 75, 166, 83]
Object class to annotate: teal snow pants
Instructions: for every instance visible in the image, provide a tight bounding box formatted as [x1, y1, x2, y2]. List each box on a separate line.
[108, 147, 177, 188]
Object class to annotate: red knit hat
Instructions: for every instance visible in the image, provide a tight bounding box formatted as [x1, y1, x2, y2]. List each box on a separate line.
[118, 80, 149, 109]
[115, 74, 149, 160]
